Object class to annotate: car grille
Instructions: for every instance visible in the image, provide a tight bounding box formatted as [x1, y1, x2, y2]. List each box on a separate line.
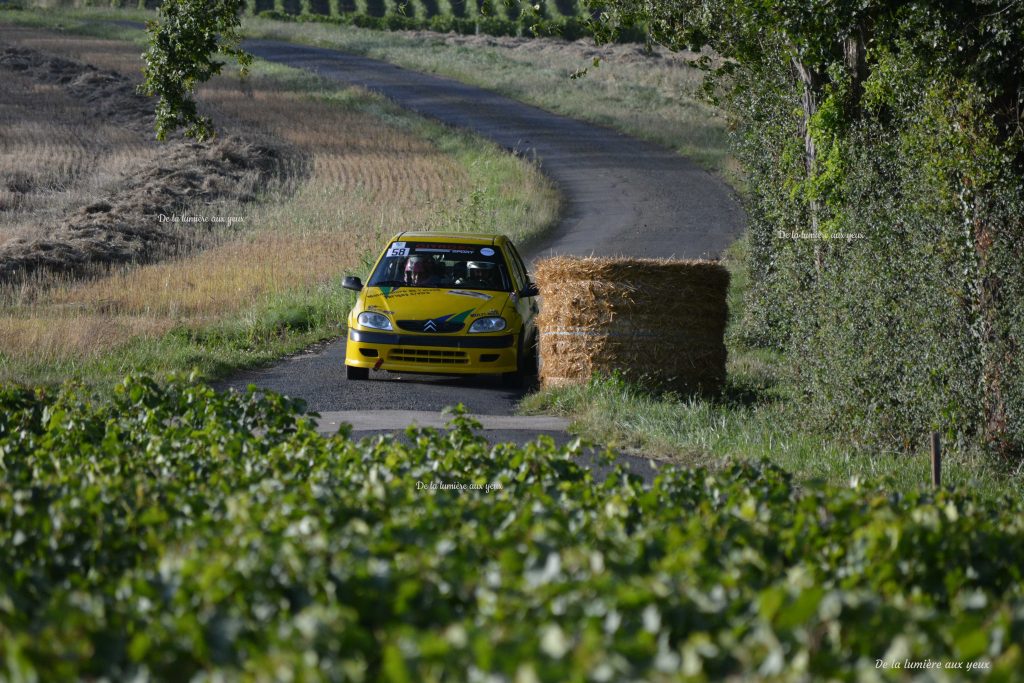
[388, 349, 469, 364]
[396, 320, 464, 333]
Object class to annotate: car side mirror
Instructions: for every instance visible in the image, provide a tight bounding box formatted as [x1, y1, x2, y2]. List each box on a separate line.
[519, 282, 539, 298]
[342, 276, 363, 292]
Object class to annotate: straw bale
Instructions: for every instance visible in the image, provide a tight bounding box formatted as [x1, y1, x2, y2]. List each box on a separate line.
[534, 256, 729, 394]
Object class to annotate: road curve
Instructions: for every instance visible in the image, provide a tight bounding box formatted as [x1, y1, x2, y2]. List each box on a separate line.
[241, 39, 744, 261]
[217, 39, 744, 439]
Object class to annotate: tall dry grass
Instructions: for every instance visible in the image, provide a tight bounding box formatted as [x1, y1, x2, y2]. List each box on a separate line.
[0, 27, 558, 381]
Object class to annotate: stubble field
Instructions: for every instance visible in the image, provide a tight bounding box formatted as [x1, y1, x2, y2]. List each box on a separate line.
[0, 24, 558, 385]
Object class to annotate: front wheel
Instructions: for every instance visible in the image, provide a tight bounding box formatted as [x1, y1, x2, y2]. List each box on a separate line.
[346, 364, 369, 381]
[501, 333, 538, 388]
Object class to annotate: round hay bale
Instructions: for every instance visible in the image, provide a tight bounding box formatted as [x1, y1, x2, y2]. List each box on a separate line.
[534, 256, 730, 395]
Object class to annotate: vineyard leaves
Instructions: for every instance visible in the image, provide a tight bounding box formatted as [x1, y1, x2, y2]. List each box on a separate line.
[2, 376, 1023, 679]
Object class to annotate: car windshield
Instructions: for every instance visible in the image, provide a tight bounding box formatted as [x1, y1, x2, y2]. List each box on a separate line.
[368, 241, 512, 291]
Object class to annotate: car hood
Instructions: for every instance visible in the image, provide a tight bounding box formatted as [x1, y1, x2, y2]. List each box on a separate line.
[361, 286, 510, 323]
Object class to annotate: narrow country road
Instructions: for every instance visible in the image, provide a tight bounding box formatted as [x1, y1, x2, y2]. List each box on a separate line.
[215, 39, 745, 468]
[240, 39, 743, 262]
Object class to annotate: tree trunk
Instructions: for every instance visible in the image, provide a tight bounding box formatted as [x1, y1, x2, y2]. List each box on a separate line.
[792, 58, 820, 185]
[793, 57, 824, 269]
[843, 25, 869, 116]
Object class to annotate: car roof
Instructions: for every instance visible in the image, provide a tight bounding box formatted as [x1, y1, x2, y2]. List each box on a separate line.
[392, 232, 505, 246]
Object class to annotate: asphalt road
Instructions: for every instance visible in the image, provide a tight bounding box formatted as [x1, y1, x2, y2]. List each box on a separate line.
[240, 39, 743, 261]
[215, 39, 745, 474]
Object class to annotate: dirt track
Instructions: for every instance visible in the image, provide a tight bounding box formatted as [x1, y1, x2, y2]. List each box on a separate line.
[217, 39, 745, 455]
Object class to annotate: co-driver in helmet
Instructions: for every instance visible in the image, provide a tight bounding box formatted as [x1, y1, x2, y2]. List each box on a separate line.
[459, 260, 499, 289]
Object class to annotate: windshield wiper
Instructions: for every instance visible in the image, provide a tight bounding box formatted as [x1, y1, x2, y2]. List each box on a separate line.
[370, 279, 407, 287]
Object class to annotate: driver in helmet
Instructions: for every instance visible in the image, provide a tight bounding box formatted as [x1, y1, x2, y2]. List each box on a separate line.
[460, 260, 499, 289]
[404, 255, 438, 286]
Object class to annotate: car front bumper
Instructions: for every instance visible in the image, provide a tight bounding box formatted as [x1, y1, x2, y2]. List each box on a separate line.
[344, 329, 518, 374]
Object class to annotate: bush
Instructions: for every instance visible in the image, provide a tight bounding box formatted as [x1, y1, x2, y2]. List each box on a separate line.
[558, 16, 591, 40]
[2, 376, 1023, 680]
[351, 12, 385, 29]
[428, 13, 455, 33]
[297, 11, 346, 24]
[241, 0, 610, 41]
[527, 16, 593, 40]
[256, 8, 293, 21]
[476, 15, 517, 37]
[451, 15, 477, 35]
[383, 11, 423, 30]
[729, 55, 1024, 459]
[334, 11, 356, 25]
[612, 21, 647, 43]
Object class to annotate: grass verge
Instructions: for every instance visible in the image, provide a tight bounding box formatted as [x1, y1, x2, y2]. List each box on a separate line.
[520, 237, 1024, 501]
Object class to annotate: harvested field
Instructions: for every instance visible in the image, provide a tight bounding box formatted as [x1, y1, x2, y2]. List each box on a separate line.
[0, 25, 557, 381]
[0, 41, 294, 283]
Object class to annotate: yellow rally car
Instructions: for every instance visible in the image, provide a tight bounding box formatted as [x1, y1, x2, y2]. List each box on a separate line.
[342, 232, 540, 386]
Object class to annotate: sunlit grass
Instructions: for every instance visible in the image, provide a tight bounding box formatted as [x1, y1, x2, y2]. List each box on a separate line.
[520, 368, 1023, 499]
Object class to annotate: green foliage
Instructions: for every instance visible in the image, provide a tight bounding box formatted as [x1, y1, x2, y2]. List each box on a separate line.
[382, 10, 420, 30]
[593, 0, 1024, 460]
[140, 0, 253, 141]
[239, 0, 647, 42]
[257, 8, 293, 20]
[3, 376, 1024, 679]
[475, 14, 517, 37]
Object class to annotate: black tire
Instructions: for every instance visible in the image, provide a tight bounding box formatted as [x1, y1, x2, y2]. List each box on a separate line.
[501, 332, 537, 388]
[346, 364, 369, 381]
[525, 332, 540, 388]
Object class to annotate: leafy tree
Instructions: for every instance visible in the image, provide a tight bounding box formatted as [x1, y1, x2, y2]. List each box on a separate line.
[591, 0, 1024, 459]
[593, 0, 1023, 214]
[139, 0, 252, 141]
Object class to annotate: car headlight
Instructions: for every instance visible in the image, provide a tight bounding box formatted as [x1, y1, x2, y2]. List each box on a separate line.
[358, 311, 393, 331]
[468, 317, 507, 333]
